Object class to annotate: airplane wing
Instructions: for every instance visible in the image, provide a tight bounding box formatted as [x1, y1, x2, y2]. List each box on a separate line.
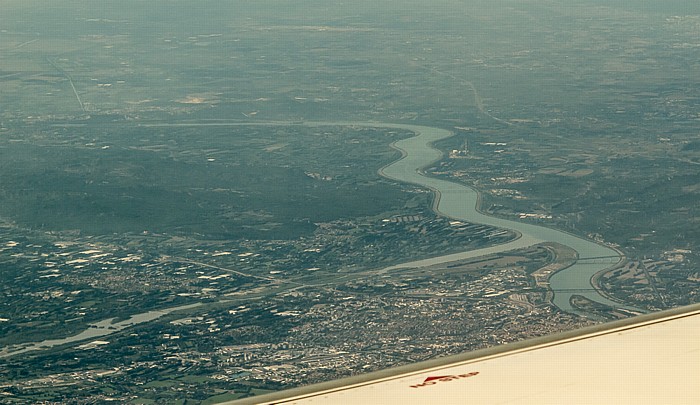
[226, 303, 700, 404]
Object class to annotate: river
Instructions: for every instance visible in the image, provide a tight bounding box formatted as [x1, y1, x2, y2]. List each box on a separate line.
[0, 120, 630, 359]
[143, 120, 632, 315]
[0, 303, 202, 359]
[369, 122, 628, 314]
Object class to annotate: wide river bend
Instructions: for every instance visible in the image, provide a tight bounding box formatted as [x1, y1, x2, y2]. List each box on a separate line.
[145, 120, 633, 315]
[368, 122, 628, 314]
[0, 120, 631, 359]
